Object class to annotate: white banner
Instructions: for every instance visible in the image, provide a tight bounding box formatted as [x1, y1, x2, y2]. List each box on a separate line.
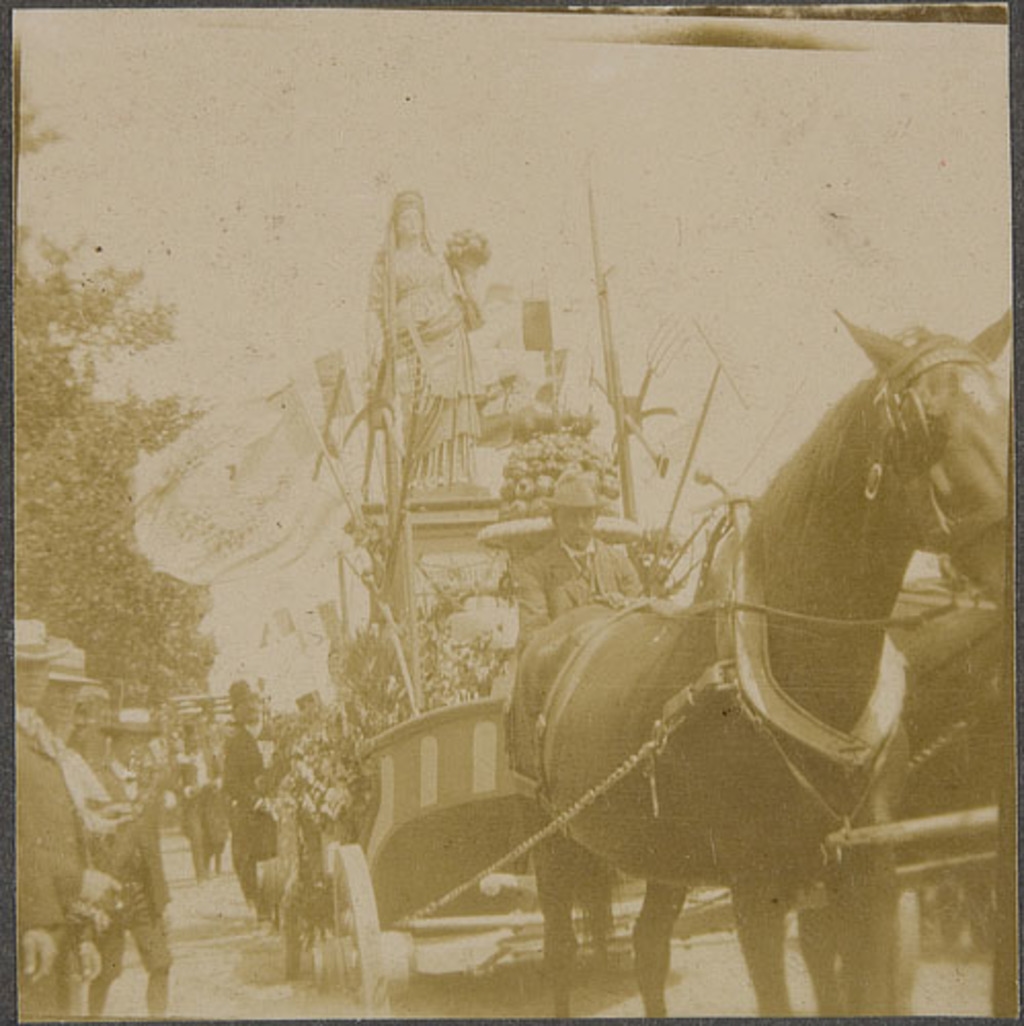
[133, 386, 347, 585]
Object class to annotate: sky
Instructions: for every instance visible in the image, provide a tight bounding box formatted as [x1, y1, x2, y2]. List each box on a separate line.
[15, 8, 1013, 700]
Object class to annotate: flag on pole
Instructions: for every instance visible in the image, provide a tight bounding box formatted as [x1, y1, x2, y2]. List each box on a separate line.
[313, 351, 355, 422]
[522, 300, 553, 353]
[133, 386, 347, 585]
[272, 607, 298, 637]
[317, 600, 343, 647]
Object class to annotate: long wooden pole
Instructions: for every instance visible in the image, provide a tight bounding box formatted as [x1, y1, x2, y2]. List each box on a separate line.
[383, 217, 422, 707]
[825, 806, 997, 851]
[588, 181, 636, 521]
[290, 380, 420, 714]
[653, 366, 720, 571]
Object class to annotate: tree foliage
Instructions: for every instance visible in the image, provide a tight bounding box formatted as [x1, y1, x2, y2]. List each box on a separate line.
[15, 237, 216, 700]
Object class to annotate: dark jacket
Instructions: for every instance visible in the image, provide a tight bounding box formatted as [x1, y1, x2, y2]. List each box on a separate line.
[512, 535, 643, 641]
[223, 723, 264, 815]
[90, 763, 169, 917]
[16, 727, 87, 935]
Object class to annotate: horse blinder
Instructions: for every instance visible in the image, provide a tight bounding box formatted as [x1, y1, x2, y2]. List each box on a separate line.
[890, 387, 947, 473]
[868, 380, 949, 495]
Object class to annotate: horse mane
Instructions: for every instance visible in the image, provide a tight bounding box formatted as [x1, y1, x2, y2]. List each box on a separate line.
[752, 327, 977, 549]
[751, 377, 877, 551]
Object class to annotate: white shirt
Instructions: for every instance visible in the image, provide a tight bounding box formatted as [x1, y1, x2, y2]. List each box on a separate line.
[110, 759, 139, 802]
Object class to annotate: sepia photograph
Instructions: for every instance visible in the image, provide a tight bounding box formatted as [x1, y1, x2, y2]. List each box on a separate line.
[11, 4, 1016, 1020]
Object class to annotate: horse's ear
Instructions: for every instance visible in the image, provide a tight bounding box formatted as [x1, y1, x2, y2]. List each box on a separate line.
[969, 309, 1012, 363]
[835, 311, 906, 372]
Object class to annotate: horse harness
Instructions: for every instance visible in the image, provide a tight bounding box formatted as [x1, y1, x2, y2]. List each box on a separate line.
[526, 502, 910, 827]
[524, 343, 999, 828]
[866, 338, 1002, 553]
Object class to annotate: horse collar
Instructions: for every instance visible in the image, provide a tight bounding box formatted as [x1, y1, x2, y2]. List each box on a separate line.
[729, 543, 907, 773]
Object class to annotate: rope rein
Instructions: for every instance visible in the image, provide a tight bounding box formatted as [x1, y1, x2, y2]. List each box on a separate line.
[728, 597, 969, 631]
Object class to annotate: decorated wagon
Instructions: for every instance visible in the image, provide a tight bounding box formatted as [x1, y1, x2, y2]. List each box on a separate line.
[257, 195, 1010, 1018]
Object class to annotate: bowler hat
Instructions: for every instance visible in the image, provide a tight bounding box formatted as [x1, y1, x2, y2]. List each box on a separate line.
[549, 469, 602, 510]
[229, 679, 256, 707]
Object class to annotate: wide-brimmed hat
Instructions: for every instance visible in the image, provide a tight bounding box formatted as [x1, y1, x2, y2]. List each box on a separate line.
[15, 620, 69, 664]
[104, 707, 159, 737]
[549, 470, 602, 510]
[47, 642, 102, 687]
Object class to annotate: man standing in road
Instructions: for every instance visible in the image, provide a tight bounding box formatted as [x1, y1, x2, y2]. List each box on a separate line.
[175, 718, 225, 883]
[15, 621, 118, 1021]
[87, 710, 173, 1018]
[223, 680, 272, 919]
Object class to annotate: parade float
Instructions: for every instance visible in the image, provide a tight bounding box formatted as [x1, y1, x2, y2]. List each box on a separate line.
[250, 191, 1005, 1016]
[252, 188, 691, 1008]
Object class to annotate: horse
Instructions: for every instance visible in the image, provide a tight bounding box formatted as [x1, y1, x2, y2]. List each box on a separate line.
[512, 310, 1010, 1016]
[888, 578, 1006, 956]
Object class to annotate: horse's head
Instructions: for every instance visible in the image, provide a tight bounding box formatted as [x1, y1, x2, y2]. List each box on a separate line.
[838, 311, 1011, 600]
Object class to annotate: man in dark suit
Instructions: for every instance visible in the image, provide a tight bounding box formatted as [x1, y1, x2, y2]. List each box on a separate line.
[509, 471, 643, 778]
[223, 680, 270, 917]
[87, 710, 173, 1018]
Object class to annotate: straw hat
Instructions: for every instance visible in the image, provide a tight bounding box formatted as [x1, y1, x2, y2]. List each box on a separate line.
[14, 619, 68, 664]
[47, 642, 102, 687]
[104, 707, 159, 737]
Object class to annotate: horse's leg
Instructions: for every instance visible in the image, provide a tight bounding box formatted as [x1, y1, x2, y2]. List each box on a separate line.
[731, 877, 793, 1017]
[833, 845, 901, 1014]
[835, 740, 907, 1015]
[633, 881, 687, 1018]
[797, 903, 843, 1015]
[533, 834, 579, 1018]
[578, 847, 615, 971]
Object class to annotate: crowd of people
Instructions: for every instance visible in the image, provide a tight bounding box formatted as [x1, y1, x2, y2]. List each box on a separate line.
[15, 454, 643, 1021]
[15, 620, 273, 1021]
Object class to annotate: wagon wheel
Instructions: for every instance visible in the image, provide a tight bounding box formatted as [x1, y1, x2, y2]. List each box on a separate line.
[327, 842, 390, 1014]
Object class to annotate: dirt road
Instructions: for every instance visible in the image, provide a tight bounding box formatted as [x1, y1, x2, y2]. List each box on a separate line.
[102, 830, 993, 1019]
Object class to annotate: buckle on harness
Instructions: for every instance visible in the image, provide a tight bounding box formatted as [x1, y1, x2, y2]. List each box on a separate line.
[660, 660, 736, 729]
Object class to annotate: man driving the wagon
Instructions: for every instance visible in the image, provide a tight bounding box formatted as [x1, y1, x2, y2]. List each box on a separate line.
[509, 469, 642, 781]
[513, 469, 641, 640]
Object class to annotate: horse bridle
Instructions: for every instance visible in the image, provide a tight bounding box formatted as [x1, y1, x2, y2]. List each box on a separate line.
[866, 339, 1002, 552]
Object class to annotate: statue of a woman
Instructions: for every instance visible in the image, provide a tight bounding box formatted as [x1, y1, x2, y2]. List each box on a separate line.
[367, 191, 487, 493]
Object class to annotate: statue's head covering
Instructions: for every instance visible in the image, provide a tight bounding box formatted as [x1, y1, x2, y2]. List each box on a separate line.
[387, 189, 434, 256]
[392, 190, 425, 220]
